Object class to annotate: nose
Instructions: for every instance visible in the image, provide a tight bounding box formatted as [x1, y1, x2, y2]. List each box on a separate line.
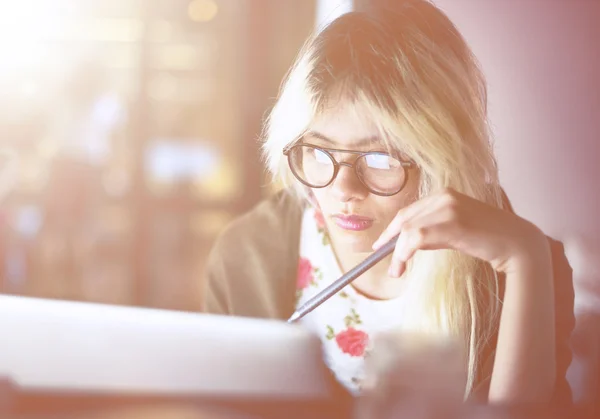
[329, 163, 368, 202]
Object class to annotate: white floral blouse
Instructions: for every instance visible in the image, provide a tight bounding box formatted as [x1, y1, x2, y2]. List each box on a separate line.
[296, 206, 406, 394]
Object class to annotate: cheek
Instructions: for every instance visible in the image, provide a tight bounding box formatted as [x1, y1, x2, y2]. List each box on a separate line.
[372, 187, 419, 223]
[372, 169, 420, 218]
[373, 196, 407, 222]
[310, 188, 329, 210]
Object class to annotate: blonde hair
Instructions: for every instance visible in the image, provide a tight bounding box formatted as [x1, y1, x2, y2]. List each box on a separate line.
[262, 0, 502, 396]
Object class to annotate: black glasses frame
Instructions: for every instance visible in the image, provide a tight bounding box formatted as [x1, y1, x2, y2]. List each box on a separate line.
[283, 142, 414, 196]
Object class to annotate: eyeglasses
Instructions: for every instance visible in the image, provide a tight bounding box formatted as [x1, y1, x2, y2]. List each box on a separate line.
[283, 142, 414, 196]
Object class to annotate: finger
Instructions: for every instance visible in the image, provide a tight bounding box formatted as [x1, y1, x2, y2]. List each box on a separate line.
[388, 228, 420, 278]
[388, 217, 458, 278]
[373, 194, 442, 250]
[375, 188, 466, 250]
[373, 213, 407, 251]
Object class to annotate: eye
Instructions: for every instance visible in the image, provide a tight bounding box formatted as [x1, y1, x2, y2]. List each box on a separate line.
[313, 148, 331, 164]
[363, 154, 400, 170]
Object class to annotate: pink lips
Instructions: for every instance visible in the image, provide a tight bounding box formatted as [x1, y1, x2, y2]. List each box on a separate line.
[333, 214, 374, 231]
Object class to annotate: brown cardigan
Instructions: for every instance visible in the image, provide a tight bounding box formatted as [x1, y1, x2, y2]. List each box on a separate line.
[202, 189, 575, 403]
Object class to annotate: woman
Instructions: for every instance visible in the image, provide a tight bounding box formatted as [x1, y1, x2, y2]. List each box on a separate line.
[203, 0, 574, 405]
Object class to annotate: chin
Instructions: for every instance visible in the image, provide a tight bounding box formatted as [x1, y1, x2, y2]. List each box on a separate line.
[335, 231, 376, 254]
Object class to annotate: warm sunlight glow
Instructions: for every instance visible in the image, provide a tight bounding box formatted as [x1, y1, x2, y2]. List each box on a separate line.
[188, 0, 219, 23]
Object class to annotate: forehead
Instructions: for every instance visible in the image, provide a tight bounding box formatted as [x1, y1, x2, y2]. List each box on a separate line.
[307, 101, 382, 149]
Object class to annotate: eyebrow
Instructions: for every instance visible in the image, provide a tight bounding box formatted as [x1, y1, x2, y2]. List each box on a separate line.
[304, 130, 382, 148]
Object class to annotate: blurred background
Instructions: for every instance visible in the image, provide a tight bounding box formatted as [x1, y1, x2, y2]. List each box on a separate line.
[0, 0, 598, 409]
[0, 0, 598, 331]
[0, 0, 354, 311]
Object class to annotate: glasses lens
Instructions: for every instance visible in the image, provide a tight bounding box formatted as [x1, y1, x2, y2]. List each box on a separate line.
[356, 153, 407, 195]
[289, 145, 335, 187]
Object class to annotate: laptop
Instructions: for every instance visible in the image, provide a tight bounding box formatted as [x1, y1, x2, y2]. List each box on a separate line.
[0, 295, 351, 418]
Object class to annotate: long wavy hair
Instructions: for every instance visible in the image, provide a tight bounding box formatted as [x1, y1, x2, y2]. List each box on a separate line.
[261, 0, 503, 396]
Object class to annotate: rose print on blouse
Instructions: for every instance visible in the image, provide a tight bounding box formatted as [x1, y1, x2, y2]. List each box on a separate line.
[325, 308, 369, 357]
[296, 257, 324, 302]
[297, 257, 314, 290]
[335, 327, 369, 357]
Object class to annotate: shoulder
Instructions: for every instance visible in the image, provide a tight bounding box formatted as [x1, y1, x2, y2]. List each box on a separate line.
[213, 188, 303, 255]
[202, 188, 304, 318]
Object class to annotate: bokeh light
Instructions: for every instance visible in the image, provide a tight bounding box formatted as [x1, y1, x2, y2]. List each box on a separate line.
[188, 0, 218, 23]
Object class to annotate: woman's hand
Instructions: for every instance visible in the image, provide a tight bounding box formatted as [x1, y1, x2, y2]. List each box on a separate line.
[373, 187, 558, 402]
[372, 187, 552, 278]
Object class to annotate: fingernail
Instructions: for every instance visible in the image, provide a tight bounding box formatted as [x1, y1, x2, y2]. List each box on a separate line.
[372, 239, 382, 250]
